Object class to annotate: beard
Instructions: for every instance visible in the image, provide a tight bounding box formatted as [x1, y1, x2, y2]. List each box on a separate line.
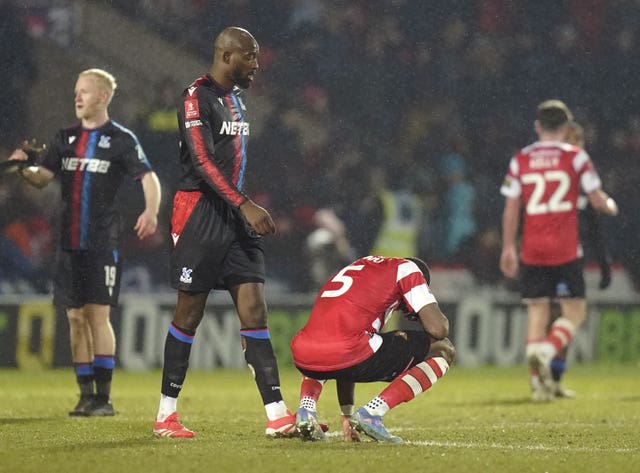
[232, 70, 252, 89]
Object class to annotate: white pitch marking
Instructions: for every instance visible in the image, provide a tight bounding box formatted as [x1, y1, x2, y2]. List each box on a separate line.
[405, 439, 635, 453]
[325, 429, 636, 452]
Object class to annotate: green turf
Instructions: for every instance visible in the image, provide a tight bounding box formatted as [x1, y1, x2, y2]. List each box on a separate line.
[1, 364, 638, 473]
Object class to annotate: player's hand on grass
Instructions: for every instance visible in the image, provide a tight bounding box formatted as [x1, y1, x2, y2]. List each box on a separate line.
[340, 415, 360, 442]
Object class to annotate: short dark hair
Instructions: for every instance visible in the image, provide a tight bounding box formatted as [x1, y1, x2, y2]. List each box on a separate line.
[406, 257, 431, 285]
[537, 100, 574, 131]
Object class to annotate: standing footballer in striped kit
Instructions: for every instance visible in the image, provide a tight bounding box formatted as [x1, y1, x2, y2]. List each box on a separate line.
[153, 27, 296, 438]
[500, 100, 619, 401]
[290, 255, 455, 443]
[7, 68, 162, 416]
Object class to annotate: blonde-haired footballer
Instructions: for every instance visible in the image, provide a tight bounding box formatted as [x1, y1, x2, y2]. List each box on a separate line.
[7, 68, 161, 416]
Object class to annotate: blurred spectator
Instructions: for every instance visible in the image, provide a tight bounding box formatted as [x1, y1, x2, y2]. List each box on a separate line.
[439, 151, 476, 260]
[9, 0, 640, 292]
[137, 78, 181, 199]
[305, 208, 356, 289]
[0, 179, 57, 293]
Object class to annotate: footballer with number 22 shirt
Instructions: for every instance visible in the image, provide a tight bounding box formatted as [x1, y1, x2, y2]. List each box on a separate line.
[500, 100, 618, 401]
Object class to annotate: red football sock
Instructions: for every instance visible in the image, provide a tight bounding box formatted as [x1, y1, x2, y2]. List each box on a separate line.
[546, 318, 576, 352]
[379, 357, 449, 410]
[299, 376, 324, 411]
[299, 376, 323, 400]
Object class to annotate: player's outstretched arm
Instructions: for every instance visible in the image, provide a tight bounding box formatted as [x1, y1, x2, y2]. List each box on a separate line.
[135, 171, 161, 239]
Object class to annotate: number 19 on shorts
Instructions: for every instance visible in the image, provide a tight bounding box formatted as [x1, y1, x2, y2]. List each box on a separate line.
[104, 265, 117, 288]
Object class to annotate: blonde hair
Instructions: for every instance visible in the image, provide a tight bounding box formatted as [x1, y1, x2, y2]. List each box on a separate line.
[566, 121, 585, 147]
[79, 68, 117, 103]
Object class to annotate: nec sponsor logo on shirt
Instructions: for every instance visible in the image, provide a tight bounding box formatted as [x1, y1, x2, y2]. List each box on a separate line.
[61, 157, 111, 173]
[219, 121, 250, 136]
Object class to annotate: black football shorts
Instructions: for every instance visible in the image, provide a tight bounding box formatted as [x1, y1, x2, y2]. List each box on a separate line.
[54, 248, 122, 308]
[169, 190, 265, 292]
[297, 330, 431, 382]
[520, 258, 585, 300]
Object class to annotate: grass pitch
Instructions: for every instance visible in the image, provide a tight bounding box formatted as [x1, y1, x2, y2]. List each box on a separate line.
[1, 364, 638, 473]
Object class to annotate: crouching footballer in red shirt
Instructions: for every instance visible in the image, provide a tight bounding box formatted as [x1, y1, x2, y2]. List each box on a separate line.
[290, 255, 455, 443]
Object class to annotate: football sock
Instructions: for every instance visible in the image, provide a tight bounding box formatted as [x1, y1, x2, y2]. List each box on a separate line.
[364, 397, 390, 417]
[241, 328, 284, 406]
[157, 394, 178, 422]
[546, 318, 576, 353]
[93, 355, 115, 402]
[526, 338, 555, 360]
[74, 362, 94, 397]
[299, 376, 325, 412]
[526, 340, 542, 356]
[376, 357, 450, 413]
[264, 400, 288, 421]
[161, 322, 195, 398]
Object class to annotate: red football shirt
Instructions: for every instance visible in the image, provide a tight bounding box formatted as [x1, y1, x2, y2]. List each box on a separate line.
[290, 255, 437, 371]
[500, 141, 602, 265]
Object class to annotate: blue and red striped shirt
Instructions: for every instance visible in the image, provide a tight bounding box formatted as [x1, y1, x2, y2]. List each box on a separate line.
[40, 120, 151, 250]
[176, 75, 249, 207]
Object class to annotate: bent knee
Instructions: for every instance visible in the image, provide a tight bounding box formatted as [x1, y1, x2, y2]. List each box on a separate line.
[429, 338, 456, 365]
